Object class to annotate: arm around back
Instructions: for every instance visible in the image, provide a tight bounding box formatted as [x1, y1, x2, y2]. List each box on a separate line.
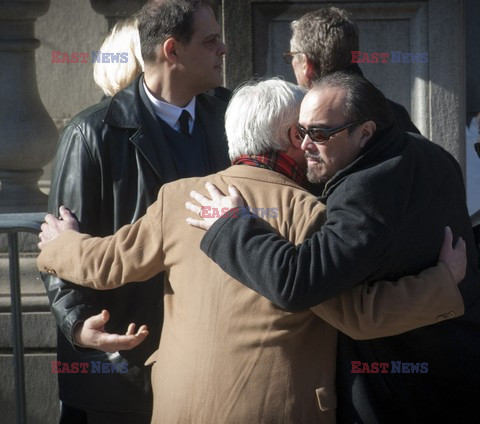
[312, 261, 464, 340]
[200, 193, 391, 310]
[38, 187, 167, 289]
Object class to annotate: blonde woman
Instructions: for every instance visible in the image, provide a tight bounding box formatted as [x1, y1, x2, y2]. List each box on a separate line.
[93, 17, 144, 97]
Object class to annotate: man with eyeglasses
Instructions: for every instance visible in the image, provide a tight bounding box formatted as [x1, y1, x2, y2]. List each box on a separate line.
[282, 6, 420, 135]
[185, 71, 480, 423]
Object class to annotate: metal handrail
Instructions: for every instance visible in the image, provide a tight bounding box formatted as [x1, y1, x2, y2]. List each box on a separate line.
[0, 212, 46, 424]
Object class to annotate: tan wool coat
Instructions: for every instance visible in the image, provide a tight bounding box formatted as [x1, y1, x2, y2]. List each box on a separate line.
[38, 165, 464, 423]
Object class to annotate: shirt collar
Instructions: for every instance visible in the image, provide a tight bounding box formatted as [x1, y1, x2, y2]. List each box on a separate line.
[142, 80, 196, 131]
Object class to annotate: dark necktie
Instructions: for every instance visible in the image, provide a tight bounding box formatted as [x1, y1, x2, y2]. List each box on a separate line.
[178, 110, 190, 136]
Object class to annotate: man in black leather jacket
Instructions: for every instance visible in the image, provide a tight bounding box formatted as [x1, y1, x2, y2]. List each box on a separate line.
[42, 1, 229, 423]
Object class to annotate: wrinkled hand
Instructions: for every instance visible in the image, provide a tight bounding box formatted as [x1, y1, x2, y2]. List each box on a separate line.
[73, 310, 149, 353]
[185, 182, 244, 230]
[439, 226, 466, 284]
[38, 206, 79, 250]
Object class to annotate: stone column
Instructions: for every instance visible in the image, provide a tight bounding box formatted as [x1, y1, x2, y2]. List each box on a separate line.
[429, 0, 466, 171]
[90, 0, 146, 30]
[0, 0, 59, 213]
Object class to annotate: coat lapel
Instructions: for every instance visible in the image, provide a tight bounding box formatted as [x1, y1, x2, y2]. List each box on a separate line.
[104, 74, 177, 183]
[130, 128, 177, 183]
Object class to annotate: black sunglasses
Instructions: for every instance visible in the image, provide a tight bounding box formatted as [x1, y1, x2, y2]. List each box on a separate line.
[296, 121, 363, 144]
[282, 51, 302, 64]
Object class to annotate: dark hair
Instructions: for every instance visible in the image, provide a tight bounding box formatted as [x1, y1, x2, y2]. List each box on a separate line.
[291, 7, 359, 79]
[136, 0, 212, 63]
[312, 71, 394, 130]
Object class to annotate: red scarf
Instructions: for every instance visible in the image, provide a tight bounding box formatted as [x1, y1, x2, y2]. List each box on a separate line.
[233, 152, 307, 187]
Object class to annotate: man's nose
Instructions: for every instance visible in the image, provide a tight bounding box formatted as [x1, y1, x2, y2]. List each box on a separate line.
[300, 134, 316, 151]
[218, 40, 227, 56]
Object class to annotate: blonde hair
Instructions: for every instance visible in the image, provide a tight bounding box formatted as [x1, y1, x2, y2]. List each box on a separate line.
[93, 18, 144, 97]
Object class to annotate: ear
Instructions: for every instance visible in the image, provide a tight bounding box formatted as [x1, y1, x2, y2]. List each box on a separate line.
[163, 37, 178, 63]
[286, 125, 307, 168]
[303, 56, 315, 87]
[289, 124, 302, 148]
[358, 120, 376, 148]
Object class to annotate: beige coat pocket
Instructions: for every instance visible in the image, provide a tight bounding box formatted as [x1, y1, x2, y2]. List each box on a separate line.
[144, 350, 159, 366]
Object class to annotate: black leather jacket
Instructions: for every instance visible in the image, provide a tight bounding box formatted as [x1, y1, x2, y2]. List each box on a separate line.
[42, 75, 229, 413]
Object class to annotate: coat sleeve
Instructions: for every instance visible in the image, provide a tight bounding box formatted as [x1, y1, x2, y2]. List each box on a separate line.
[200, 184, 392, 311]
[37, 189, 167, 289]
[41, 122, 104, 346]
[311, 261, 464, 340]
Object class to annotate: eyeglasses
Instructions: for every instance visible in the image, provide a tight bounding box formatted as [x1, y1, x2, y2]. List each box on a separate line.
[282, 51, 302, 64]
[296, 121, 362, 144]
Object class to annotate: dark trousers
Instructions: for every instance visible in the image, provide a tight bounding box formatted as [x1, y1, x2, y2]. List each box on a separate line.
[60, 402, 151, 424]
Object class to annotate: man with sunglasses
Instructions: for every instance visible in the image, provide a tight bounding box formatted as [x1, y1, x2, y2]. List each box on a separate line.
[296, 121, 362, 144]
[283, 6, 420, 135]
[185, 71, 480, 423]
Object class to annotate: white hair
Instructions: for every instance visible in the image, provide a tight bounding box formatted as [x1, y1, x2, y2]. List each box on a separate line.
[226, 78, 307, 161]
[93, 18, 144, 97]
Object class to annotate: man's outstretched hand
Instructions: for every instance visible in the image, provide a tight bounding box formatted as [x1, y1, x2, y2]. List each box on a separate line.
[185, 182, 244, 230]
[38, 206, 79, 250]
[73, 310, 149, 352]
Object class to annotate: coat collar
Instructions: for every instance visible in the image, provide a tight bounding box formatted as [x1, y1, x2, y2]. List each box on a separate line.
[321, 125, 405, 200]
[103, 74, 144, 129]
[218, 165, 308, 191]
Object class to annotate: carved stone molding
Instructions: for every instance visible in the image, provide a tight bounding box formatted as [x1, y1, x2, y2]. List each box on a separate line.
[0, 0, 58, 212]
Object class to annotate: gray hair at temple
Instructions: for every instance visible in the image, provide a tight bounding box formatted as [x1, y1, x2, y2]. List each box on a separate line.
[226, 78, 307, 161]
[290, 7, 359, 80]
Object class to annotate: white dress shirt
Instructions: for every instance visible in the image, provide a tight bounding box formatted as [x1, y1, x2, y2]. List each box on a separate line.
[143, 81, 196, 134]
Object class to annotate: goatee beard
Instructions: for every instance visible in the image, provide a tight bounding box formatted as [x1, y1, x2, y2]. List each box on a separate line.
[305, 153, 327, 184]
[307, 166, 327, 184]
